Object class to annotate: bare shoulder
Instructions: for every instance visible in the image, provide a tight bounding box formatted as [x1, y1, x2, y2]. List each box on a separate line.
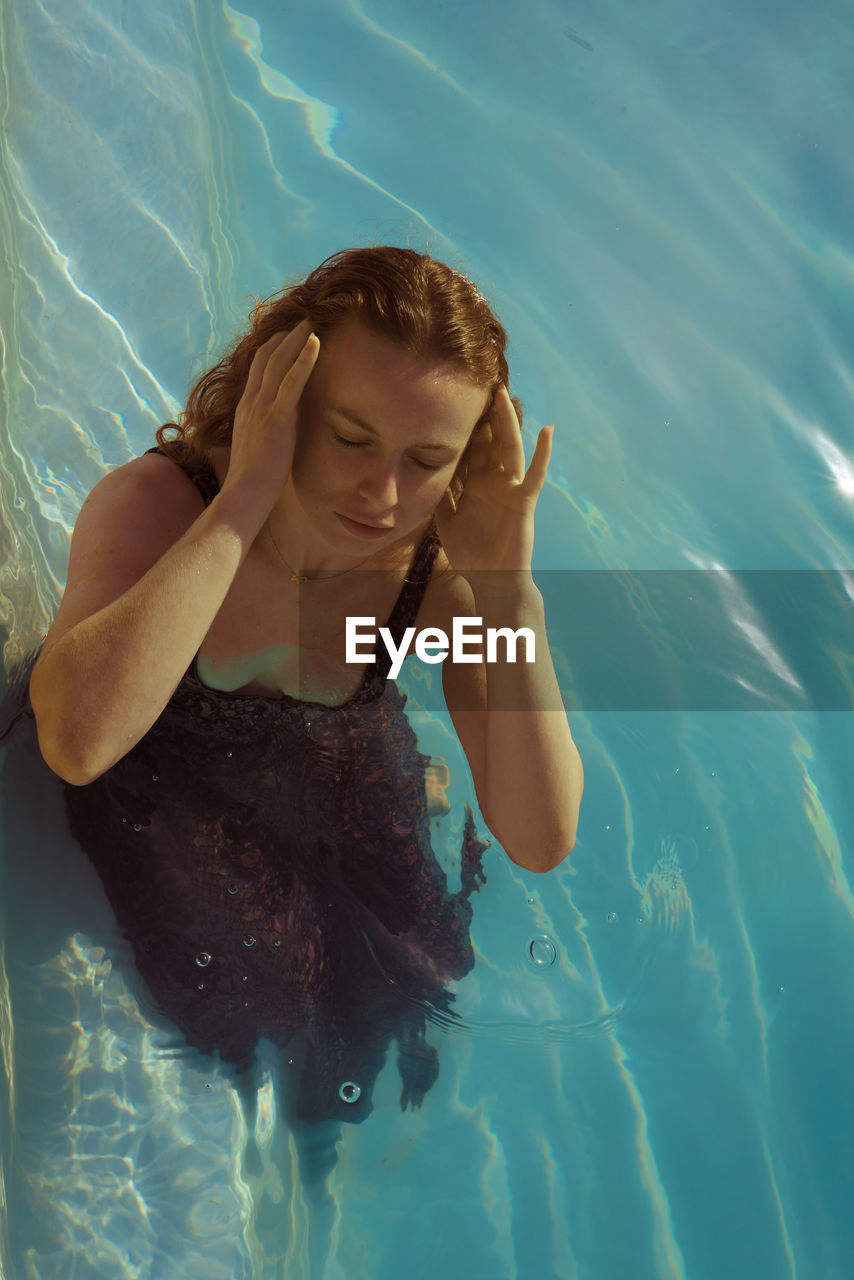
[418, 548, 477, 631]
[34, 451, 207, 665]
[419, 547, 481, 632]
[82, 449, 207, 511]
[63, 452, 208, 584]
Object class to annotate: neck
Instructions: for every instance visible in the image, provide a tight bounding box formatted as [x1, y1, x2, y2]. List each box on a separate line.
[206, 450, 359, 576]
[262, 483, 422, 579]
[265, 493, 366, 577]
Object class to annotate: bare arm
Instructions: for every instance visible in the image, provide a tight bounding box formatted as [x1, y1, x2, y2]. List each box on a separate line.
[30, 322, 319, 785]
[30, 470, 273, 784]
[431, 386, 583, 873]
[430, 570, 583, 870]
[439, 573, 583, 874]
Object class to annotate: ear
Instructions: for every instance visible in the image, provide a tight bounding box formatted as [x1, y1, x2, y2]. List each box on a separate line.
[450, 420, 487, 499]
[449, 450, 469, 504]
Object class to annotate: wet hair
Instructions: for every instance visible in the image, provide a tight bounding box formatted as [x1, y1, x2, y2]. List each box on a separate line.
[156, 245, 523, 502]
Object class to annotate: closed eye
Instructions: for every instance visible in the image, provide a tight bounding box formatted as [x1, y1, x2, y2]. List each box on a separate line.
[333, 433, 443, 472]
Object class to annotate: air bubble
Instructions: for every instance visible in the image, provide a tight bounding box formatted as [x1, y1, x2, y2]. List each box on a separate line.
[243, 935, 256, 948]
[606, 911, 619, 924]
[227, 883, 239, 895]
[274, 939, 281, 948]
[527, 934, 557, 968]
[195, 952, 212, 968]
[339, 1081, 361, 1104]
[133, 824, 142, 832]
[152, 774, 159, 782]
[197, 983, 205, 991]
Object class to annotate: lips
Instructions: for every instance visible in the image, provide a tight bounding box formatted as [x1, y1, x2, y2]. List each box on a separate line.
[337, 512, 394, 538]
[340, 513, 393, 530]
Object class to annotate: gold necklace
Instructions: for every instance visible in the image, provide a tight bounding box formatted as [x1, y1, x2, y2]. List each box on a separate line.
[266, 522, 365, 584]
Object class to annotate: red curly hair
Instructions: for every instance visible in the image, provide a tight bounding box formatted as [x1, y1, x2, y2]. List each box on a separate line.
[156, 245, 523, 502]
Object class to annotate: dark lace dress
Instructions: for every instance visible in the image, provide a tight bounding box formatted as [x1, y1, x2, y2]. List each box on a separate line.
[63, 448, 488, 1125]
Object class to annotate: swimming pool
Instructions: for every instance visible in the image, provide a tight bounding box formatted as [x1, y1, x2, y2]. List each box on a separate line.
[2, 0, 853, 1276]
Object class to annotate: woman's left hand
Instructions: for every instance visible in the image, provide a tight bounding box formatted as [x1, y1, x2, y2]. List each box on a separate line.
[434, 386, 553, 575]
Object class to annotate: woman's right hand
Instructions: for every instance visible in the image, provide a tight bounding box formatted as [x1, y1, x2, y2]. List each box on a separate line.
[223, 319, 320, 500]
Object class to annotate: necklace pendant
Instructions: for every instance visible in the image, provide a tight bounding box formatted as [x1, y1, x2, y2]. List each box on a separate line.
[290, 571, 309, 584]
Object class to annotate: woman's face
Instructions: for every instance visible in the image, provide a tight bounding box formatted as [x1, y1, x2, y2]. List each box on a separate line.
[288, 318, 489, 547]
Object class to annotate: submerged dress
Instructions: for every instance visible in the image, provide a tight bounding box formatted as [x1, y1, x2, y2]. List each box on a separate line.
[63, 448, 489, 1126]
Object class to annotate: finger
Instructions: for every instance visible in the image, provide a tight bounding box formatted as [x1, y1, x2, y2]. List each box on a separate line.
[272, 330, 320, 407]
[519, 425, 554, 500]
[241, 327, 293, 403]
[466, 423, 495, 474]
[491, 386, 526, 481]
[260, 319, 314, 401]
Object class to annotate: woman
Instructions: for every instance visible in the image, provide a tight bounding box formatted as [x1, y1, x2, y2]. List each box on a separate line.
[28, 246, 583, 1126]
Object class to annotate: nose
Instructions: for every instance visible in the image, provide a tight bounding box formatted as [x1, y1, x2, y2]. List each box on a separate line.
[358, 461, 399, 512]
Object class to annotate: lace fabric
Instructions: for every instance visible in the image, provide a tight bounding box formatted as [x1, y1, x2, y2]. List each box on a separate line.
[63, 447, 488, 1124]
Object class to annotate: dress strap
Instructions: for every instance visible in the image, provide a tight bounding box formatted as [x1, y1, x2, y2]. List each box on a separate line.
[380, 519, 441, 649]
[144, 444, 220, 508]
[357, 520, 441, 693]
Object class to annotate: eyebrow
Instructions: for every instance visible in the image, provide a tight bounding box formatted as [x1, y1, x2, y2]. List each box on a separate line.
[330, 407, 459, 453]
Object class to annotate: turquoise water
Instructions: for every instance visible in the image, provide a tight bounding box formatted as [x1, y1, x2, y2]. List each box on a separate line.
[2, 0, 854, 1276]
